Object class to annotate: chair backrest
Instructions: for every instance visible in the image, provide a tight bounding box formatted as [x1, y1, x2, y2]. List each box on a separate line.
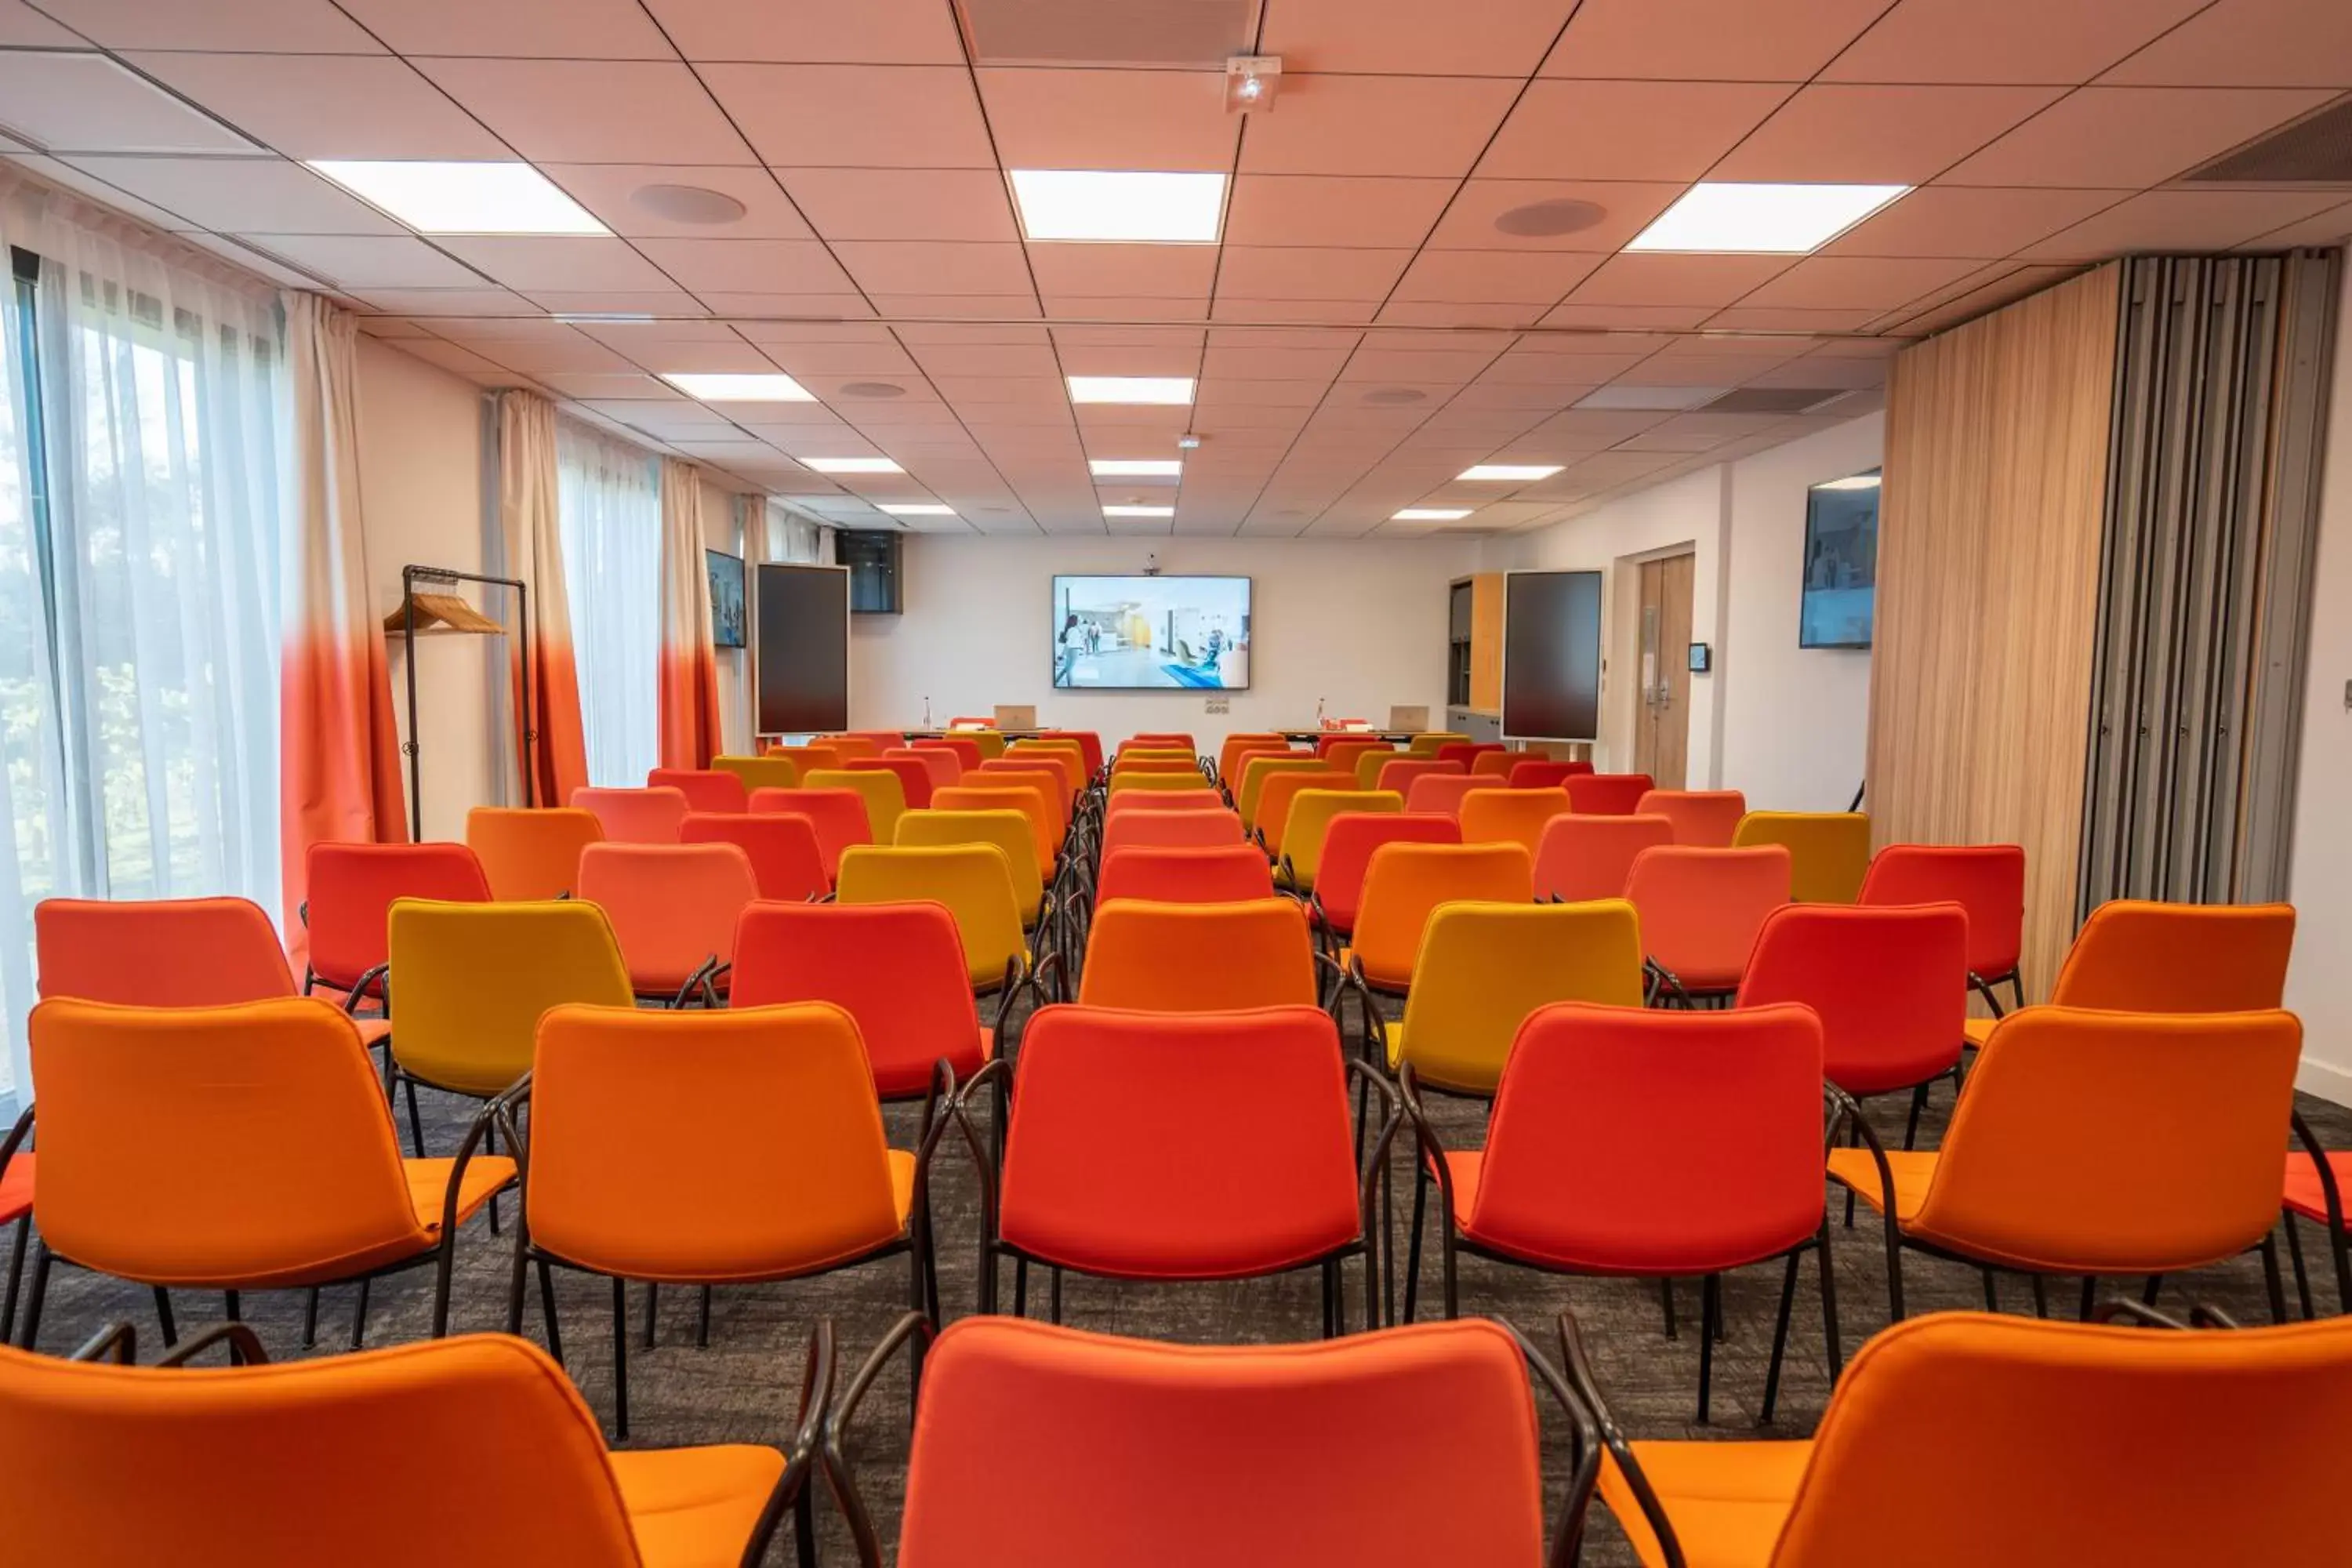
[1473, 1002, 1824, 1268]
[1469, 750, 1520, 779]
[897, 809, 1046, 915]
[1406, 731, 1470, 755]
[1104, 786, 1226, 815]
[909, 736, 981, 775]
[845, 755, 935, 811]
[1099, 808, 1248, 855]
[465, 807, 605, 900]
[1374, 757, 1465, 797]
[304, 844, 492, 993]
[529, 1001, 901, 1278]
[25, 998, 424, 1283]
[2051, 900, 2295, 1013]
[1395, 902, 1646, 1094]
[575, 843, 758, 996]
[0, 1333, 656, 1567]
[1080, 899, 1316, 1011]
[1858, 844, 2027, 979]
[1096, 845, 1276, 907]
[997, 749, 1081, 799]
[1765, 1312, 2352, 1567]
[819, 735, 883, 761]
[1127, 731, 1196, 752]
[1237, 755, 1327, 830]
[1458, 788, 1575, 858]
[1060, 731, 1105, 777]
[998, 1005, 1359, 1278]
[964, 729, 1008, 761]
[1280, 789, 1403, 889]
[896, 1316, 1548, 1568]
[848, 730, 906, 751]
[1314, 815, 1464, 936]
[710, 753, 802, 793]
[730, 902, 981, 1099]
[932, 785, 1058, 874]
[744, 788, 873, 881]
[1632, 789, 1748, 847]
[804, 768, 909, 843]
[1352, 842, 1534, 991]
[1107, 768, 1210, 795]
[1737, 903, 1968, 1098]
[1319, 738, 1392, 773]
[977, 759, 1073, 819]
[1916, 1007, 2302, 1272]
[887, 747, 961, 793]
[1563, 772, 1654, 815]
[680, 811, 829, 903]
[1436, 742, 1504, 768]
[1112, 751, 1198, 773]
[1732, 811, 1873, 903]
[765, 742, 845, 775]
[1624, 845, 1791, 993]
[568, 786, 689, 844]
[1256, 768, 1354, 855]
[1508, 759, 1588, 789]
[1531, 815, 1674, 903]
[385, 899, 633, 1097]
[836, 844, 1028, 989]
[1405, 774, 1491, 818]
[36, 897, 295, 1005]
[1217, 731, 1290, 786]
[645, 768, 749, 814]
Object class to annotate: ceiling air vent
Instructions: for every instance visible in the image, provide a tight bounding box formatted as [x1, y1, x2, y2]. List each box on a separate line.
[1699, 387, 1852, 416]
[2187, 98, 2352, 184]
[956, 0, 1260, 67]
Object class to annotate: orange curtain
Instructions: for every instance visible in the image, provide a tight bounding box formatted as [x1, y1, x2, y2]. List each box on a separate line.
[499, 391, 589, 808]
[657, 457, 724, 769]
[279, 292, 405, 957]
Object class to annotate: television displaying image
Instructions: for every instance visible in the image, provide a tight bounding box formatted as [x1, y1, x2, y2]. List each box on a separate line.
[1798, 470, 1880, 649]
[1052, 575, 1251, 690]
[706, 549, 746, 649]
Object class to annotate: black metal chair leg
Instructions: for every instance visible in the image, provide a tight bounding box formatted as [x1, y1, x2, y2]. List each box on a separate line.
[697, 1285, 712, 1348]
[1403, 1167, 1428, 1324]
[536, 1259, 564, 1367]
[2140, 1274, 2162, 1306]
[1013, 1255, 1028, 1317]
[612, 1275, 631, 1441]
[303, 1287, 321, 1348]
[0, 1214, 24, 1345]
[1761, 1250, 1800, 1425]
[793, 1486, 818, 1568]
[2080, 1274, 2097, 1321]
[1903, 1083, 1928, 1151]
[153, 1286, 176, 1348]
[1321, 1258, 1338, 1339]
[2260, 1234, 2288, 1326]
[2285, 1215, 2316, 1320]
[1817, 1224, 1842, 1384]
[2031, 1275, 2049, 1319]
[16, 1244, 47, 1349]
[1697, 1274, 1720, 1425]
[403, 1076, 426, 1158]
[1661, 1276, 1677, 1339]
[350, 1278, 370, 1350]
[1980, 1269, 1999, 1312]
[1049, 1266, 1063, 1325]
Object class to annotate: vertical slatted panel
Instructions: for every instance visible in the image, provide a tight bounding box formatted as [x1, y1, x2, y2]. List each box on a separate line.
[1868, 264, 2122, 999]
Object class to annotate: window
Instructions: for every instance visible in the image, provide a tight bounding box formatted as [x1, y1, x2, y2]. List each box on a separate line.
[556, 418, 659, 788]
[0, 225, 287, 1111]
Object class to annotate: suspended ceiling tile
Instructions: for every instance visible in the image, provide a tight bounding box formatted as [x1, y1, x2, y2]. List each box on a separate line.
[120, 52, 506, 161]
[1213, 246, 1414, 301]
[1373, 302, 1548, 328]
[690, 292, 876, 318]
[775, 167, 1016, 241]
[702, 64, 995, 169]
[1426, 180, 1687, 253]
[0, 1, 85, 45]
[1535, 302, 1716, 331]
[532, 372, 681, 399]
[978, 67, 1236, 172]
[349, 286, 539, 316]
[1824, 0, 2210, 85]
[336, 0, 671, 56]
[543, 165, 814, 241]
[1563, 252, 1798, 308]
[2235, 199, 2352, 249]
[32, 0, 382, 51]
[1238, 74, 1523, 178]
[1708, 84, 2068, 184]
[1735, 254, 1983, 311]
[630, 238, 859, 295]
[521, 289, 710, 317]
[434, 235, 676, 292]
[1259, 0, 1577, 76]
[1478, 79, 1791, 181]
[390, 337, 515, 381]
[642, 0, 964, 63]
[412, 58, 757, 165]
[867, 292, 1044, 319]
[833, 241, 1036, 296]
[64, 154, 397, 231]
[1542, 0, 1886, 79]
[1938, 86, 2335, 187]
[1821, 186, 2129, 259]
[1024, 242, 1215, 300]
[2020, 187, 2352, 258]
[2099, 0, 2352, 89]
[1054, 344, 1203, 378]
[0, 54, 260, 155]
[1390, 249, 1606, 304]
[1701, 305, 1886, 333]
[1221, 175, 1458, 249]
[3, 150, 201, 230]
[237, 234, 485, 288]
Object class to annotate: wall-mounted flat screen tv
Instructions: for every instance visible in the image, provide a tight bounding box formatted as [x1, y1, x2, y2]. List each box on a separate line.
[706, 549, 746, 649]
[1051, 575, 1251, 690]
[1799, 469, 1881, 649]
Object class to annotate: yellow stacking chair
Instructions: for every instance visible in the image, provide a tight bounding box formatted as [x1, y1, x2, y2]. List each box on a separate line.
[1733, 811, 1873, 903]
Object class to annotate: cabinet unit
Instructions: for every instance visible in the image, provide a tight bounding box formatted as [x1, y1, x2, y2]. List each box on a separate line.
[1448, 573, 1503, 713]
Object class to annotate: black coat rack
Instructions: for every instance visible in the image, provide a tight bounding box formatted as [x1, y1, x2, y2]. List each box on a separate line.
[388, 564, 533, 841]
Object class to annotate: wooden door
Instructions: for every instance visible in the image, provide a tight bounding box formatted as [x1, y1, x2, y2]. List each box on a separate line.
[1635, 553, 1695, 788]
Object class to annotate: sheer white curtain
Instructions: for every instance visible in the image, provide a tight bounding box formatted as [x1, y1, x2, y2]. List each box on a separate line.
[556, 418, 660, 788]
[764, 499, 833, 564]
[0, 199, 51, 1108]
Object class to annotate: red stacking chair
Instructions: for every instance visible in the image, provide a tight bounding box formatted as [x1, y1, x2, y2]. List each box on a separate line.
[847, 755, 935, 811]
[1098, 808, 1247, 855]
[1308, 814, 1461, 949]
[1094, 845, 1276, 906]
[1563, 773, 1654, 816]
[646, 768, 749, 813]
[1404, 775, 1490, 818]
[1508, 760, 1589, 789]
[1533, 815, 1672, 904]
[1636, 789, 1748, 848]
[1127, 732, 1196, 751]
[1104, 787, 1224, 815]
[569, 786, 690, 844]
[1376, 757, 1464, 797]
[909, 736, 980, 776]
[303, 842, 491, 1004]
[575, 843, 758, 1005]
[1624, 844, 1791, 1004]
[979, 758, 1074, 816]
[1403, 1001, 1835, 1421]
[681, 811, 829, 902]
[1860, 844, 2028, 1013]
[747, 788, 874, 883]
[890, 747, 961, 793]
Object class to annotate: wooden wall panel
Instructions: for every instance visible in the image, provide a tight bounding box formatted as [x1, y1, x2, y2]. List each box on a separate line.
[1468, 572, 1503, 711]
[1867, 263, 2121, 998]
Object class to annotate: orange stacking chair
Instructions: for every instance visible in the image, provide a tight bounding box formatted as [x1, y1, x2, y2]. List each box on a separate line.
[1460, 788, 1575, 859]
[1564, 772, 1654, 816]
[680, 811, 829, 903]
[1624, 844, 1791, 1004]
[710, 753, 800, 793]
[1405, 774, 1491, 818]
[1347, 841, 1534, 995]
[1533, 815, 1673, 903]
[1407, 731, 1471, 756]
[830, 1315, 1575, 1568]
[1103, 786, 1225, 815]
[1828, 1007, 2302, 1323]
[731, 902, 993, 1102]
[1509, 758, 1588, 789]
[1098, 807, 1247, 855]
[1217, 732, 1291, 787]
[514, 1003, 946, 1436]
[575, 843, 758, 1006]
[846, 755, 935, 811]
[1860, 843, 2028, 1011]
[820, 735, 884, 762]
[1436, 742, 1504, 769]
[465, 807, 604, 900]
[765, 741, 845, 775]
[1276, 789, 1403, 894]
[805, 767, 908, 844]
[1308, 815, 1461, 952]
[1095, 845, 1276, 907]
[1000, 748, 1083, 801]
[1256, 768, 1353, 856]
[1235, 754, 1327, 832]
[889, 746, 961, 794]
[303, 843, 491, 1007]
[1404, 1002, 1832, 1421]
[0, 1151, 27, 1346]
[1059, 731, 1105, 779]
[1635, 789, 1748, 847]
[569, 786, 689, 844]
[1574, 1310, 2352, 1568]
[14, 997, 514, 1350]
[1373, 756, 1463, 797]
[949, 715, 997, 728]
[935, 784, 1060, 880]
[1127, 731, 1196, 752]
[1106, 767, 1207, 798]
[646, 768, 748, 813]
[1471, 751, 1522, 781]
[1319, 737, 1392, 775]
[0, 1329, 822, 1568]
[746, 787, 873, 883]
[909, 735, 980, 775]
[978, 757, 1075, 819]
[1733, 811, 1872, 902]
[847, 730, 906, 752]
[982, 1005, 1377, 1330]
[1080, 900, 1317, 1013]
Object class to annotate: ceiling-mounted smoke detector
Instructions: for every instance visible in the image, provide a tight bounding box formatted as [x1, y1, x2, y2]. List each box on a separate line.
[1226, 56, 1281, 114]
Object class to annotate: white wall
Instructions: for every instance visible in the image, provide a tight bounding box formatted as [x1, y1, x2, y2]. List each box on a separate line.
[848, 535, 1479, 751]
[1485, 411, 1883, 808]
[2284, 259, 2352, 1106]
[356, 336, 495, 841]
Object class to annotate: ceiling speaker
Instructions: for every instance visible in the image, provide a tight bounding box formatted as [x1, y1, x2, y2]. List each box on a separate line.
[630, 183, 748, 224]
[1493, 198, 1607, 238]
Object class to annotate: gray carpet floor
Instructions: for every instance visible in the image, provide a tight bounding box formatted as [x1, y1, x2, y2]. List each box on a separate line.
[16, 995, 2348, 1566]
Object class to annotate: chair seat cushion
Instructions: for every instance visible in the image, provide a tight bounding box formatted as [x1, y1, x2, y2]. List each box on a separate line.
[354, 1018, 393, 1051]
[1599, 1441, 1811, 1568]
[405, 1156, 519, 1232]
[2285, 1151, 2352, 1224]
[612, 1443, 789, 1568]
[0, 1152, 31, 1225]
[1963, 1015, 1997, 1048]
[1824, 1147, 1935, 1224]
[870, 1028, 993, 1101]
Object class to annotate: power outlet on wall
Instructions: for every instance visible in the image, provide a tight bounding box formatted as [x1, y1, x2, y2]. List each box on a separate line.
[1205, 697, 1230, 715]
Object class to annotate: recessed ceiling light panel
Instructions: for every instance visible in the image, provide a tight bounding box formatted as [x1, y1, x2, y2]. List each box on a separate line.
[307, 160, 608, 235]
[1102, 505, 1176, 517]
[1394, 508, 1472, 521]
[1089, 459, 1183, 477]
[1628, 182, 1908, 253]
[660, 372, 814, 401]
[1068, 376, 1195, 405]
[881, 503, 956, 515]
[1011, 170, 1226, 244]
[1574, 386, 1723, 411]
[1457, 463, 1563, 481]
[802, 457, 903, 474]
